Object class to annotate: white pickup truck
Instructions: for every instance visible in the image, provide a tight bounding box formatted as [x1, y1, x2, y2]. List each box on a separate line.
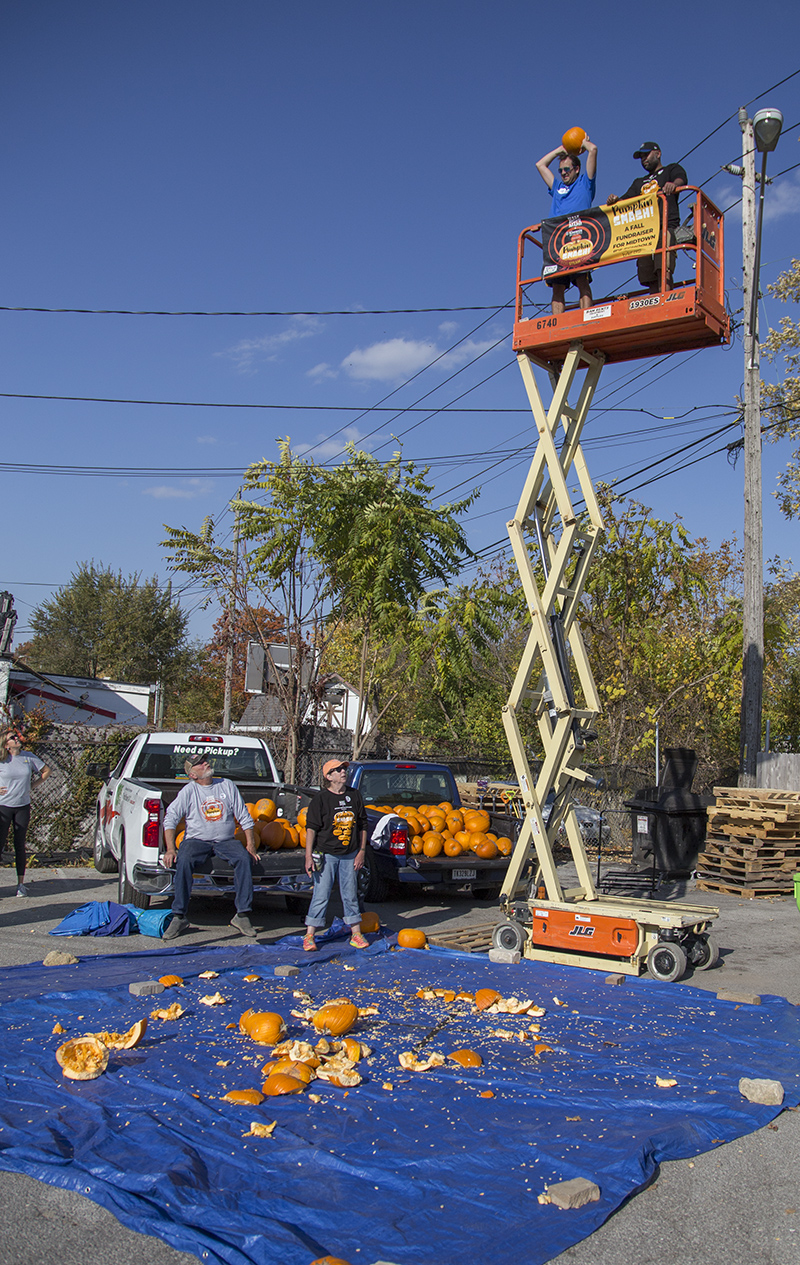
[90, 731, 308, 910]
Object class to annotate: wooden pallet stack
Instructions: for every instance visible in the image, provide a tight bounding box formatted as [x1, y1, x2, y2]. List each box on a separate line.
[696, 786, 800, 897]
[458, 782, 521, 815]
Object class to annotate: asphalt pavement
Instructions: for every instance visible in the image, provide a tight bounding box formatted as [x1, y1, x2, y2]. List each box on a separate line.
[0, 863, 798, 1265]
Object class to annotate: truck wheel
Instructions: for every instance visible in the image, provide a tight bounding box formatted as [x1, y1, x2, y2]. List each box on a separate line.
[357, 845, 391, 903]
[93, 819, 118, 874]
[646, 941, 687, 983]
[117, 837, 151, 909]
[492, 920, 525, 954]
[690, 933, 720, 971]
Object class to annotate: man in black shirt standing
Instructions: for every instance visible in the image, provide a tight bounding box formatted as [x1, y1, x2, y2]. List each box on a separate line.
[607, 142, 687, 293]
[302, 759, 369, 952]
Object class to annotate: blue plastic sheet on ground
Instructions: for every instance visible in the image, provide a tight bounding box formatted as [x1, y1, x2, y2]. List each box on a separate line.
[0, 938, 798, 1265]
[126, 906, 174, 939]
[48, 901, 134, 937]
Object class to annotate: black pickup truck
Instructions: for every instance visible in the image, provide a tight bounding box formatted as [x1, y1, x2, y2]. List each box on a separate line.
[345, 760, 520, 901]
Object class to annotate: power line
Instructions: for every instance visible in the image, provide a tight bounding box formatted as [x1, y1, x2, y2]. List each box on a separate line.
[0, 302, 512, 317]
[0, 389, 533, 413]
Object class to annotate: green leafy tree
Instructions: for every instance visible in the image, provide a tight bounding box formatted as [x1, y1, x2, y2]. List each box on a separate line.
[763, 259, 800, 517]
[20, 563, 189, 688]
[163, 440, 475, 777]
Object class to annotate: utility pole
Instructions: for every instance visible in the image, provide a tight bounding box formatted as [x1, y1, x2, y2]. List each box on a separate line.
[738, 107, 763, 788]
[222, 490, 242, 733]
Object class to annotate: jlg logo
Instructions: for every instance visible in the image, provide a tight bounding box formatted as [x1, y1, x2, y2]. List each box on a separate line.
[568, 925, 595, 938]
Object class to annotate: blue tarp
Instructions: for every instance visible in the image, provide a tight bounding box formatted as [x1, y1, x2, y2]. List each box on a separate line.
[48, 900, 134, 937]
[0, 937, 797, 1265]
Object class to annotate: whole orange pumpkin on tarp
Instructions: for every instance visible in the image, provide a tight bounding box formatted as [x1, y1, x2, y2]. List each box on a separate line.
[397, 928, 427, 949]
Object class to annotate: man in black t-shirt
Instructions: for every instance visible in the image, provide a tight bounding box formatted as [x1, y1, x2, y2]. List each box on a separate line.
[303, 759, 369, 952]
[607, 141, 687, 293]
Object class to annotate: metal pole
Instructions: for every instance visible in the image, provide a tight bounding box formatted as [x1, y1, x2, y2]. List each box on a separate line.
[739, 110, 764, 787]
[655, 721, 660, 788]
[222, 489, 242, 733]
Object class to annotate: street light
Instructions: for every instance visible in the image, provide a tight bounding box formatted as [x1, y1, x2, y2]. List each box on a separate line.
[748, 109, 784, 350]
[739, 106, 782, 786]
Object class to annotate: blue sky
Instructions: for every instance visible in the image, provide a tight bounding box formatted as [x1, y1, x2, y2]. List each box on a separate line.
[3, 2, 800, 648]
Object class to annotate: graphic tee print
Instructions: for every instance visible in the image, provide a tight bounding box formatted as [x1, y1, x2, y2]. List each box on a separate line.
[201, 797, 224, 822]
[332, 809, 356, 848]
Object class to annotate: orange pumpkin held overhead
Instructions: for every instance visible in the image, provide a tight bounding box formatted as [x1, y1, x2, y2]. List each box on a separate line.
[312, 1001, 359, 1037]
[448, 1048, 483, 1068]
[474, 988, 501, 1011]
[397, 927, 427, 949]
[561, 125, 586, 155]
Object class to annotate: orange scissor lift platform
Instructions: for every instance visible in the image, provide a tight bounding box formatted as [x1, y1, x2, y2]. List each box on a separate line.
[494, 187, 727, 982]
[513, 188, 729, 367]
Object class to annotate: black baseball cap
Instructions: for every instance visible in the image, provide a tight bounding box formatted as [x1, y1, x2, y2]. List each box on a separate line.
[633, 141, 660, 158]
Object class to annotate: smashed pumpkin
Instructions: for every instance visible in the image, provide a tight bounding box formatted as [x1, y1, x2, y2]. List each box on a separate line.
[244, 1012, 287, 1045]
[56, 1036, 109, 1080]
[158, 975, 184, 987]
[448, 1048, 483, 1068]
[85, 1018, 147, 1050]
[475, 988, 501, 1011]
[222, 1088, 265, 1105]
[312, 1001, 358, 1037]
[262, 1072, 306, 1096]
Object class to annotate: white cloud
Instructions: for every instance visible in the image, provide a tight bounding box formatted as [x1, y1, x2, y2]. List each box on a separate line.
[293, 425, 374, 460]
[340, 335, 501, 383]
[764, 171, 800, 223]
[142, 478, 215, 500]
[439, 320, 458, 335]
[217, 315, 323, 372]
[196, 435, 217, 444]
[715, 171, 800, 226]
[306, 361, 337, 380]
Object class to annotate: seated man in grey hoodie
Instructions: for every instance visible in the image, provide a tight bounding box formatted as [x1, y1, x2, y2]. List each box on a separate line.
[162, 753, 259, 940]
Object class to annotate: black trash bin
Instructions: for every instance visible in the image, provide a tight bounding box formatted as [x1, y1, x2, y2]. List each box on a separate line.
[625, 748, 710, 877]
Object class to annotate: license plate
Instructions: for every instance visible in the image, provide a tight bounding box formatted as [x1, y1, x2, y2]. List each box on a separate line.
[452, 868, 476, 880]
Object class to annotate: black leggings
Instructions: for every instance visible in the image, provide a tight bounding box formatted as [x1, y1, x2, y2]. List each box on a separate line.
[0, 804, 30, 879]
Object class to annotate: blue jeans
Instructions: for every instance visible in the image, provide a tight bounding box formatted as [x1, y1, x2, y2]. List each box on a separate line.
[305, 853, 361, 929]
[171, 835, 254, 916]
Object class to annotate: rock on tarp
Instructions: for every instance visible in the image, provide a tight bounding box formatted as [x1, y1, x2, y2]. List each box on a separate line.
[0, 937, 797, 1265]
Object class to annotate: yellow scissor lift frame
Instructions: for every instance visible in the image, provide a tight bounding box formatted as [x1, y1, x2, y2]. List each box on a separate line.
[494, 343, 719, 982]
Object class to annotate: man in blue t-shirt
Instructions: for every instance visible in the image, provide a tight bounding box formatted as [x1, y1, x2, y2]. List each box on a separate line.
[536, 136, 598, 314]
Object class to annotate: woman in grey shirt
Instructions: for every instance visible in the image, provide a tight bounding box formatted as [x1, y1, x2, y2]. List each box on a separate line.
[0, 729, 50, 896]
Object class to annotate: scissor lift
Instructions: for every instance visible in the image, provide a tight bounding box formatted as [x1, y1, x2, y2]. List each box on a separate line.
[493, 189, 729, 982]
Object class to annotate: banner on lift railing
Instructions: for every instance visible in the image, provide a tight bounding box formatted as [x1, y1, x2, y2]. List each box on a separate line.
[541, 189, 659, 275]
